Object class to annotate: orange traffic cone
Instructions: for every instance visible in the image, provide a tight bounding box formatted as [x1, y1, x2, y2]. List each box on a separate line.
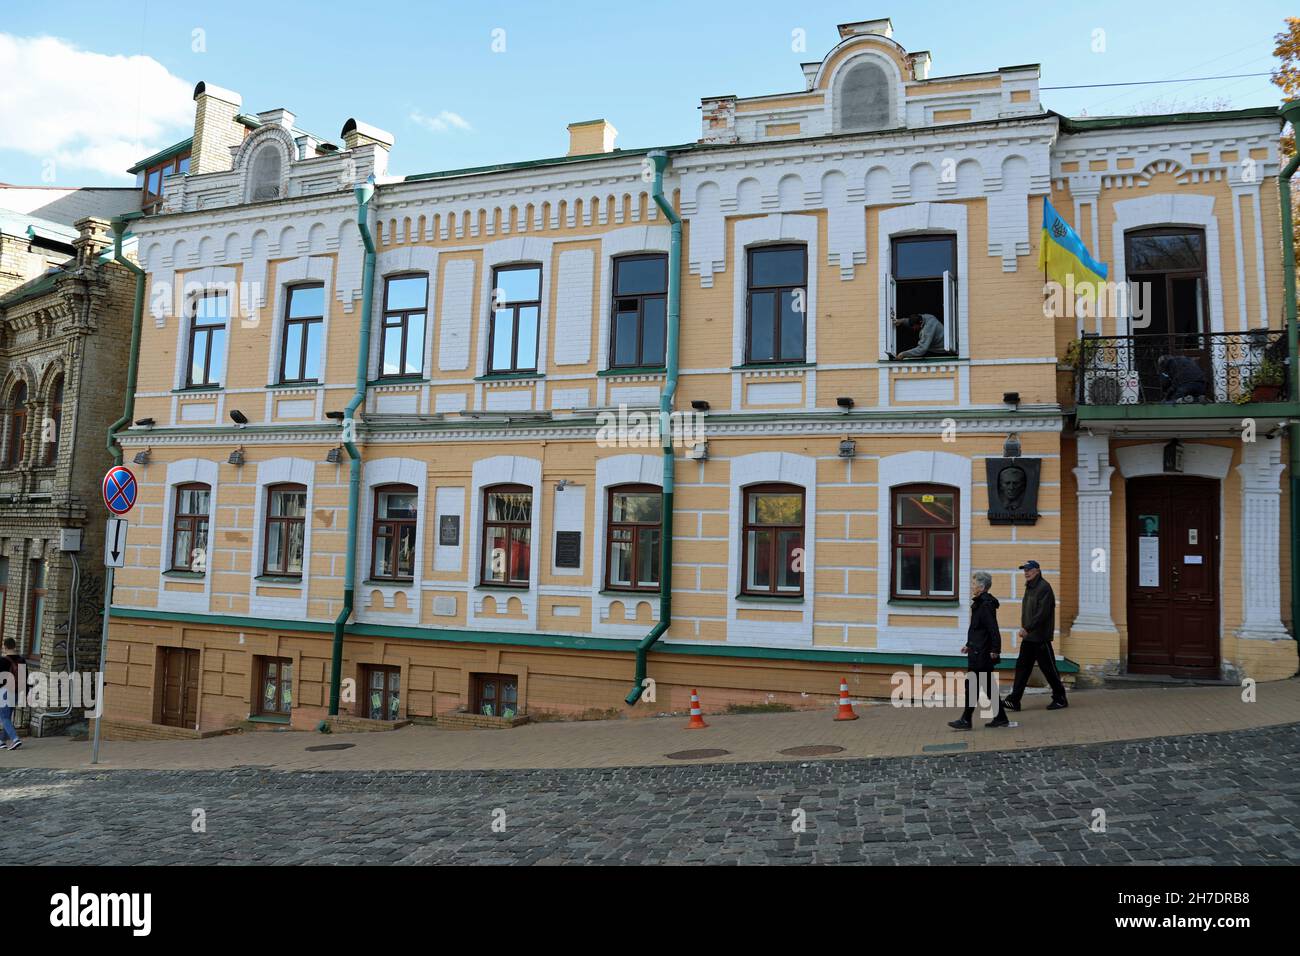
[685, 689, 709, 729]
[834, 677, 859, 721]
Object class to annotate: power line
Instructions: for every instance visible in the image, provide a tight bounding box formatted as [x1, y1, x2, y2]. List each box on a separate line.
[1043, 72, 1273, 91]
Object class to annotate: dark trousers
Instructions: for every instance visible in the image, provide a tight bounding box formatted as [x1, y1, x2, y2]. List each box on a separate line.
[961, 669, 1007, 721]
[1007, 640, 1067, 704]
[1163, 381, 1207, 404]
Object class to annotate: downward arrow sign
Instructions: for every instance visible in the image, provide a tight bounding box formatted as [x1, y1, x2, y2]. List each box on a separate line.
[105, 518, 128, 568]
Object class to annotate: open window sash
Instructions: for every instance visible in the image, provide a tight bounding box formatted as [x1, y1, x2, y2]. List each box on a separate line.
[885, 273, 897, 355]
[942, 270, 957, 353]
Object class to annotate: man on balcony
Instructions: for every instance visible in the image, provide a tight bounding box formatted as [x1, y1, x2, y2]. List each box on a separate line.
[891, 313, 945, 360]
[1157, 354, 1209, 404]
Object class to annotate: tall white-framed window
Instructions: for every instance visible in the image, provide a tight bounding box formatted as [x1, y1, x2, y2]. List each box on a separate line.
[356, 458, 426, 627]
[469, 455, 542, 633]
[877, 203, 969, 364]
[185, 291, 229, 388]
[158, 458, 219, 613]
[887, 233, 958, 357]
[378, 273, 430, 379]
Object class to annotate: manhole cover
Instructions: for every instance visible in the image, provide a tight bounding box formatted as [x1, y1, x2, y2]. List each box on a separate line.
[664, 748, 730, 760]
[779, 745, 846, 757]
[305, 743, 356, 752]
[922, 742, 968, 753]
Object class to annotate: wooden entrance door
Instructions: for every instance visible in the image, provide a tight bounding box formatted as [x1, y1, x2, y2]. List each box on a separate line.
[1126, 476, 1219, 677]
[159, 647, 199, 728]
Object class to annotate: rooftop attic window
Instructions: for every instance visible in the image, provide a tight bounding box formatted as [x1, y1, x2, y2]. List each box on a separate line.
[249, 144, 283, 202]
[141, 151, 190, 213]
[836, 58, 894, 132]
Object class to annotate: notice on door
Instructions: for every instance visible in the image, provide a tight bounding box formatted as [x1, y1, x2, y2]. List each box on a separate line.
[1138, 535, 1160, 587]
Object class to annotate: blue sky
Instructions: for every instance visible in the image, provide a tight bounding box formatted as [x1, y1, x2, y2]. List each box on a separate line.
[0, 0, 1291, 188]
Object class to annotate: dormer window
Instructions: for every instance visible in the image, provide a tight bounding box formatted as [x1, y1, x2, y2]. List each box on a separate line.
[141, 151, 190, 213]
[835, 58, 895, 132]
[249, 144, 283, 202]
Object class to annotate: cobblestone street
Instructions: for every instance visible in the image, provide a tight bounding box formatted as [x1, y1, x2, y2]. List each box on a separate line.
[7, 723, 1298, 865]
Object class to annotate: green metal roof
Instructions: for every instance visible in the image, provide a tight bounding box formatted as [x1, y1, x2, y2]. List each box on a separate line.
[403, 143, 697, 184]
[1057, 105, 1283, 133]
[0, 206, 76, 244]
[0, 267, 63, 309]
[126, 136, 193, 175]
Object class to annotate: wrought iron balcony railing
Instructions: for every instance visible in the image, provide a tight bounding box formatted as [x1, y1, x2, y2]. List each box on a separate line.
[1075, 329, 1290, 407]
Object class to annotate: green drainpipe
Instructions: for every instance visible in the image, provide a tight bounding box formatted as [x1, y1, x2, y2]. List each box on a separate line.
[626, 151, 681, 706]
[326, 179, 377, 718]
[1278, 100, 1300, 652]
[107, 215, 146, 466]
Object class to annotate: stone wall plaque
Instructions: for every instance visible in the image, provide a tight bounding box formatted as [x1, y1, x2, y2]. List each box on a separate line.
[985, 457, 1041, 525]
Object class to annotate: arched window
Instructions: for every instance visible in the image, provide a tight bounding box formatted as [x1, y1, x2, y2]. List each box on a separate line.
[371, 484, 417, 582]
[263, 483, 307, 576]
[480, 483, 532, 586]
[171, 483, 211, 573]
[605, 484, 662, 591]
[891, 484, 958, 600]
[249, 144, 283, 202]
[837, 58, 894, 133]
[741, 483, 805, 596]
[5, 382, 27, 469]
[44, 374, 63, 466]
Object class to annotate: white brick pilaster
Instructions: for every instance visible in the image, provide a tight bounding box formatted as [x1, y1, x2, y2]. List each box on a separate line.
[1072, 433, 1116, 632]
[1237, 441, 1291, 639]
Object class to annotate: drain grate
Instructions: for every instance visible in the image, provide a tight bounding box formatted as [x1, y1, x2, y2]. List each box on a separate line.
[664, 748, 730, 760]
[779, 745, 846, 757]
[305, 743, 356, 752]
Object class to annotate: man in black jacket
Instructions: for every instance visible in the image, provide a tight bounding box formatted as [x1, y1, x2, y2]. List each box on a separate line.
[1003, 560, 1068, 711]
[949, 571, 1009, 729]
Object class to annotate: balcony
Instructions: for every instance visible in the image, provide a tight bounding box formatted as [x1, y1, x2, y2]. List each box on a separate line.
[1075, 330, 1291, 418]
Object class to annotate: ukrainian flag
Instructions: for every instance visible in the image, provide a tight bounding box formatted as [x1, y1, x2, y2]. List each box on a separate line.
[1038, 199, 1107, 289]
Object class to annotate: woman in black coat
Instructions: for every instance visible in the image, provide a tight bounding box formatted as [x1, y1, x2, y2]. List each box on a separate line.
[948, 571, 1010, 730]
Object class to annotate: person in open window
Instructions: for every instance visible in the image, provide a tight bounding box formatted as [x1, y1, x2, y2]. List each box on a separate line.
[1157, 354, 1208, 404]
[891, 313, 944, 359]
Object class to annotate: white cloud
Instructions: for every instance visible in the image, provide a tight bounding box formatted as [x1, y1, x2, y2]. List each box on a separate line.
[410, 109, 473, 134]
[0, 34, 193, 182]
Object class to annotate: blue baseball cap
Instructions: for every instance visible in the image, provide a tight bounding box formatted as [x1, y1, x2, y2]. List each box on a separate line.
[1018, 560, 1040, 571]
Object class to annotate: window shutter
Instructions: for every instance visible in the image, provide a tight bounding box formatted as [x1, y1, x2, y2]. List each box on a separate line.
[942, 270, 957, 353]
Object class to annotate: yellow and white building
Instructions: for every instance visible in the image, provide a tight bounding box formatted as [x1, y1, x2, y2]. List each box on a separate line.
[100, 19, 1296, 735]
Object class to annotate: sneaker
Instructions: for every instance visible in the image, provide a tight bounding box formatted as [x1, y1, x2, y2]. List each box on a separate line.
[7, 739, 21, 750]
[1002, 697, 1020, 712]
[1046, 699, 1069, 711]
[985, 716, 1011, 728]
[947, 718, 972, 730]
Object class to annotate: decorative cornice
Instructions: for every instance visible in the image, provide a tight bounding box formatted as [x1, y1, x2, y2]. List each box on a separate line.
[115, 410, 1063, 447]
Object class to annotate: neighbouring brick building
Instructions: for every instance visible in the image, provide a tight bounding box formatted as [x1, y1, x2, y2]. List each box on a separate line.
[0, 210, 138, 734]
[99, 17, 1297, 737]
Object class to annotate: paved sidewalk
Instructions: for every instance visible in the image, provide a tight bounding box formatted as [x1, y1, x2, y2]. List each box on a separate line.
[3, 680, 1297, 772]
[6, 724, 1298, 864]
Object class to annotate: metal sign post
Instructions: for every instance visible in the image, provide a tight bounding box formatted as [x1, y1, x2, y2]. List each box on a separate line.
[93, 467, 137, 765]
[91, 564, 113, 766]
